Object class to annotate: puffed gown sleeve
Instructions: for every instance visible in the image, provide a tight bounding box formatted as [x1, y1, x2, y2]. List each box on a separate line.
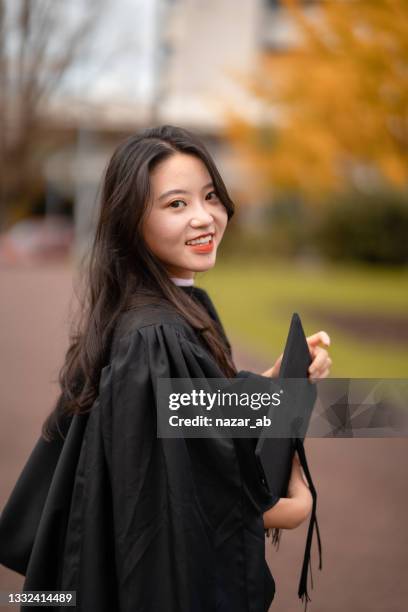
[0, 315, 279, 612]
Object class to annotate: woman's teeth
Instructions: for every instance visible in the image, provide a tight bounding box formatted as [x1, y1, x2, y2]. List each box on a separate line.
[186, 235, 213, 246]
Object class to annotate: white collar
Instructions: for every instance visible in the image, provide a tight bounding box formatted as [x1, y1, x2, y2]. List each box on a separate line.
[170, 277, 195, 287]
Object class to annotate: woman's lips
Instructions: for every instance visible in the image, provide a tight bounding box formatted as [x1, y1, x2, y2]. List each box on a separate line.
[186, 241, 214, 253]
[185, 233, 215, 253]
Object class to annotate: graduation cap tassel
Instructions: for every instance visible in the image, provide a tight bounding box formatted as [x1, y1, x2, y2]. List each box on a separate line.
[301, 590, 311, 612]
[309, 550, 314, 589]
[314, 513, 323, 570]
[295, 438, 323, 608]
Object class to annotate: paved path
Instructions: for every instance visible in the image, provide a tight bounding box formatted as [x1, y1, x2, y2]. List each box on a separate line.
[0, 264, 407, 611]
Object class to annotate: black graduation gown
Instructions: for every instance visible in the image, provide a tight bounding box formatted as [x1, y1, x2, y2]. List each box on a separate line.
[0, 286, 280, 612]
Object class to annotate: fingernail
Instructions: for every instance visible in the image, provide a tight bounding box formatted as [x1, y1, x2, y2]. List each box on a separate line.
[323, 332, 330, 346]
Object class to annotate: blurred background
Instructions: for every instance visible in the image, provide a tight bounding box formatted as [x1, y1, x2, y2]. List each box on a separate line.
[1, 1, 407, 610]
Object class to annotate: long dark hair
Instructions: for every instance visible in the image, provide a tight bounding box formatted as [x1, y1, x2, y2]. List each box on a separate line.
[42, 125, 237, 440]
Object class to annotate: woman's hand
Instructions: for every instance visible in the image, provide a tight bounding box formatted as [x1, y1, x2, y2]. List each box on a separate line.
[306, 331, 332, 380]
[261, 330, 332, 380]
[263, 452, 313, 530]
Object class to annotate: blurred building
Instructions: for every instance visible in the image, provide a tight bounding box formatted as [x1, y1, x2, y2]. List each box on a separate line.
[12, 0, 316, 256]
[154, 0, 261, 130]
[154, 0, 319, 128]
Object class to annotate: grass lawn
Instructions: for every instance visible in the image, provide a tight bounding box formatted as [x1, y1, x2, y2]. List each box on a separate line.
[197, 259, 408, 377]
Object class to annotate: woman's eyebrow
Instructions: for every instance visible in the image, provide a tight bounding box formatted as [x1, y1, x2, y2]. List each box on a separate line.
[158, 182, 214, 201]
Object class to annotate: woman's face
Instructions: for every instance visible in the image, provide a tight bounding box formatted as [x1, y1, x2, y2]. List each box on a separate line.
[142, 152, 229, 279]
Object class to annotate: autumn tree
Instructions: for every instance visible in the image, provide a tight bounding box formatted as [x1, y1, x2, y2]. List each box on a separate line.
[0, 0, 101, 226]
[226, 0, 408, 202]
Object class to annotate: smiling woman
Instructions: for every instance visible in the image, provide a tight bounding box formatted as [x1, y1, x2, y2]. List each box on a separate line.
[142, 152, 228, 277]
[0, 125, 329, 611]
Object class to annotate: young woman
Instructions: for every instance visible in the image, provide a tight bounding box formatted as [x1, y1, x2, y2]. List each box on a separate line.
[0, 125, 331, 612]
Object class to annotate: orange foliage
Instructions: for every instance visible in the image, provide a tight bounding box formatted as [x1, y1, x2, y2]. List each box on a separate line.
[225, 0, 408, 202]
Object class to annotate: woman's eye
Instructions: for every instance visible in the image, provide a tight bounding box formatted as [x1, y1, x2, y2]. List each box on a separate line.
[169, 200, 187, 209]
[206, 191, 219, 201]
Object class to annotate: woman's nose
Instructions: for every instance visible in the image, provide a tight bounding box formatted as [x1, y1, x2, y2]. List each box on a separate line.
[189, 202, 214, 227]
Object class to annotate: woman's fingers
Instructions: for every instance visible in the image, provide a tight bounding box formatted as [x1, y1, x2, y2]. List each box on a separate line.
[309, 347, 330, 372]
[308, 346, 332, 378]
[310, 366, 331, 382]
[306, 330, 332, 378]
[262, 353, 283, 378]
[271, 353, 283, 377]
[306, 331, 331, 348]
